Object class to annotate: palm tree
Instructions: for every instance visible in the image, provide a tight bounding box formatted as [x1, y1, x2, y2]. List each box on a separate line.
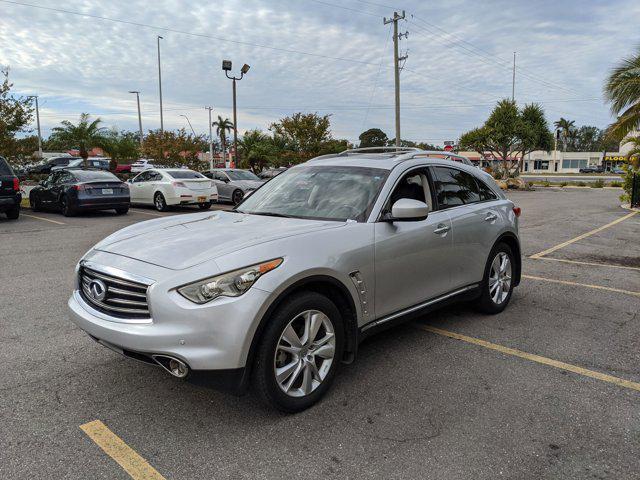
[553, 117, 575, 151]
[605, 48, 640, 141]
[50, 113, 106, 166]
[212, 116, 233, 166]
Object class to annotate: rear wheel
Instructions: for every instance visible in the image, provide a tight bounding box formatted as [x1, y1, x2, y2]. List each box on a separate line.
[198, 202, 212, 210]
[6, 203, 20, 220]
[154, 192, 168, 212]
[60, 195, 75, 217]
[474, 242, 515, 314]
[232, 189, 244, 206]
[253, 292, 343, 413]
[115, 207, 129, 215]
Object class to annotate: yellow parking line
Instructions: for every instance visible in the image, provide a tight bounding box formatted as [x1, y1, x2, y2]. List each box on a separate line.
[418, 325, 640, 393]
[530, 256, 640, 272]
[80, 420, 166, 480]
[530, 211, 638, 258]
[523, 274, 640, 297]
[21, 213, 66, 225]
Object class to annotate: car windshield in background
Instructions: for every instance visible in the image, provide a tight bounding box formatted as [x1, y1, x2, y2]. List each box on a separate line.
[237, 165, 388, 222]
[227, 170, 260, 181]
[166, 170, 205, 179]
[73, 170, 119, 182]
[0, 157, 13, 175]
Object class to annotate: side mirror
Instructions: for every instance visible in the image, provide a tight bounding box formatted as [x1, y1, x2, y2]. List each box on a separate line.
[389, 198, 429, 221]
[127, 179, 133, 184]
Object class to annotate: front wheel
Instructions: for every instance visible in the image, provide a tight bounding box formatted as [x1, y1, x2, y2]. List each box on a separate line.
[30, 195, 41, 212]
[474, 242, 515, 314]
[232, 189, 244, 206]
[60, 196, 75, 217]
[253, 292, 344, 413]
[154, 192, 168, 212]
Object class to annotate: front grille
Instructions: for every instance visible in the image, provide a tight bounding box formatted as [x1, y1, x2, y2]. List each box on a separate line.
[79, 266, 150, 319]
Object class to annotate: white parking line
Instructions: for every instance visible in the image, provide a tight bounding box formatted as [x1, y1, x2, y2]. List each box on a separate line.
[21, 213, 66, 225]
[129, 209, 165, 217]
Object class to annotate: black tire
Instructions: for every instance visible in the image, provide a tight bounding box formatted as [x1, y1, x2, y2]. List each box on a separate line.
[474, 242, 515, 314]
[198, 202, 212, 210]
[253, 291, 344, 413]
[30, 195, 41, 212]
[60, 195, 75, 217]
[6, 203, 20, 220]
[232, 189, 244, 206]
[154, 192, 169, 212]
[115, 207, 129, 215]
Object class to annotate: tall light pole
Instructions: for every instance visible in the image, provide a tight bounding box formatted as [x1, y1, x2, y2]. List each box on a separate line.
[384, 11, 407, 148]
[128, 91, 144, 147]
[157, 35, 164, 133]
[222, 60, 250, 168]
[205, 106, 214, 172]
[27, 95, 43, 158]
[512, 51, 516, 102]
[179, 114, 196, 136]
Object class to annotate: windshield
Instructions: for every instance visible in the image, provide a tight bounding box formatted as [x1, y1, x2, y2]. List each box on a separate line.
[226, 170, 260, 181]
[166, 170, 205, 179]
[237, 165, 388, 222]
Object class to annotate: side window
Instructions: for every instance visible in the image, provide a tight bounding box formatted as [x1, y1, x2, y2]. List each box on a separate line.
[476, 178, 498, 201]
[49, 172, 62, 185]
[387, 168, 431, 212]
[431, 167, 481, 208]
[133, 172, 149, 183]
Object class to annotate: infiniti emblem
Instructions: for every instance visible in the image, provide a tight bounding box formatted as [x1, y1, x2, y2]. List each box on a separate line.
[88, 279, 107, 302]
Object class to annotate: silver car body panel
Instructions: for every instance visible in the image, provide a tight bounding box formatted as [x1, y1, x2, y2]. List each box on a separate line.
[68, 151, 518, 372]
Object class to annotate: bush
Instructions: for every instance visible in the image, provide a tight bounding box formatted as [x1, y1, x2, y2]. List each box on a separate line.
[560, 181, 568, 187]
[610, 181, 622, 188]
[592, 179, 604, 188]
[542, 181, 550, 187]
[576, 181, 587, 187]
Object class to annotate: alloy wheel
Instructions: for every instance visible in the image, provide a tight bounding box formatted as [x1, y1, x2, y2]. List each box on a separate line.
[274, 309, 336, 398]
[488, 252, 512, 304]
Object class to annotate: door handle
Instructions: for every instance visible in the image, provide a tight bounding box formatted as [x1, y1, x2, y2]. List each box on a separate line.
[485, 212, 498, 222]
[434, 224, 450, 235]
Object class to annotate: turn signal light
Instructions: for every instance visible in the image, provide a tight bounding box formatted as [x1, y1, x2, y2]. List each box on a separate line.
[513, 207, 521, 217]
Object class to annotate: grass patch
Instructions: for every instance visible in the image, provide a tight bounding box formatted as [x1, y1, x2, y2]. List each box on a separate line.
[591, 179, 605, 188]
[20, 198, 30, 208]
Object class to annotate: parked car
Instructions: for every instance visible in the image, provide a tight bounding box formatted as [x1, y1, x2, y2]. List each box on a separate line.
[258, 167, 287, 180]
[115, 163, 132, 174]
[128, 168, 218, 211]
[611, 166, 625, 175]
[130, 159, 156, 173]
[68, 147, 521, 412]
[29, 169, 130, 216]
[203, 168, 264, 205]
[0, 156, 21, 220]
[579, 165, 604, 173]
[29, 156, 80, 174]
[52, 158, 111, 172]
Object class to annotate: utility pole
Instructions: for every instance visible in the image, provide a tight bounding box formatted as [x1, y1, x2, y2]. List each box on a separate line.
[129, 91, 144, 147]
[27, 95, 42, 158]
[512, 51, 516, 102]
[384, 11, 407, 148]
[157, 36, 164, 132]
[205, 106, 214, 172]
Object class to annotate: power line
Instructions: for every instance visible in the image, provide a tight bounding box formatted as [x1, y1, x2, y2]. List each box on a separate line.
[0, 0, 380, 66]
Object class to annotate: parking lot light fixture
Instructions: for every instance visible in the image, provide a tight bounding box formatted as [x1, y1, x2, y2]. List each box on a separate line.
[223, 60, 250, 168]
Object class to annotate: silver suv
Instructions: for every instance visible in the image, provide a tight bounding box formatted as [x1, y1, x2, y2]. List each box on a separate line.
[68, 148, 521, 412]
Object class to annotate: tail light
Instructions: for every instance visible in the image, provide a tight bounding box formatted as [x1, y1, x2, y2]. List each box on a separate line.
[513, 206, 521, 217]
[72, 184, 86, 191]
[172, 181, 187, 188]
[13, 177, 19, 191]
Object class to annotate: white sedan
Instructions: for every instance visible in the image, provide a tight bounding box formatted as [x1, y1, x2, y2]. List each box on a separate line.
[128, 169, 218, 211]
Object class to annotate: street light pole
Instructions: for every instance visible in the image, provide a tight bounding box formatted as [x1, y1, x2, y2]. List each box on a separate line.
[129, 91, 144, 147]
[205, 106, 214, 172]
[222, 60, 250, 168]
[27, 95, 43, 158]
[157, 36, 164, 133]
[179, 114, 196, 136]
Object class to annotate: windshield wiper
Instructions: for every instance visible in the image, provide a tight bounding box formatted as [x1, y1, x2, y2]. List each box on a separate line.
[236, 210, 295, 218]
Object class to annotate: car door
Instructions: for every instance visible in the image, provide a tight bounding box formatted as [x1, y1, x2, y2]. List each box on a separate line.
[374, 167, 453, 318]
[130, 171, 150, 203]
[212, 171, 231, 200]
[40, 172, 61, 206]
[430, 166, 503, 289]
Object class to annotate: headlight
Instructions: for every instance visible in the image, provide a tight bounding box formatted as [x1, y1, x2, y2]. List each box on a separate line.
[177, 258, 283, 304]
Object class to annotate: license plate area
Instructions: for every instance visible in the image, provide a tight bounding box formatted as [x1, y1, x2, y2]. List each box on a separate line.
[102, 188, 113, 195]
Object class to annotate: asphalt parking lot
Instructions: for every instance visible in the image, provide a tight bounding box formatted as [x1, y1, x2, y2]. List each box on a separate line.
[1, 189, 639, 479]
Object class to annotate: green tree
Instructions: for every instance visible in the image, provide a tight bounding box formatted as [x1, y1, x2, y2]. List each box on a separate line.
[0, 67, 34, 157]
[605, 47, 640, 141]
[212, 116, 233, 164]
[358, 128, 388, 147]
[141, 128, 207, 170]
[553, 117, 575, 151]
[238, 129, 280, 172]
[49, 113, 107, 166]
[270, 112, 332, 163]
[102, 130, 140, 163]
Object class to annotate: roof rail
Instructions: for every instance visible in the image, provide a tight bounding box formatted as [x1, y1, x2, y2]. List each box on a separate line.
[339, 146, 423, 155]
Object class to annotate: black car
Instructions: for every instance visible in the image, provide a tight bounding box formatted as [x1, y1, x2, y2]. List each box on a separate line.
[29, 156, 80, 174]
[29, 169, 130, 216]
[579, 165, 604, 174]
[0, 156, 21, 220]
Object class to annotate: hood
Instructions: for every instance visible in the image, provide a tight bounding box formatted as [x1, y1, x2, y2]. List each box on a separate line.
[232, 179, 264, 190]
[93, 211, 342, 270]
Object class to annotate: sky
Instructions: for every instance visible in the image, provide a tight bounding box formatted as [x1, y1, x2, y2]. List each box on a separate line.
[1, 0, 639, 146]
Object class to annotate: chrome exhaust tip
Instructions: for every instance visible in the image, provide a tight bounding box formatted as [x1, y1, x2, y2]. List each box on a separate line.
[152, 355, 189, 378]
